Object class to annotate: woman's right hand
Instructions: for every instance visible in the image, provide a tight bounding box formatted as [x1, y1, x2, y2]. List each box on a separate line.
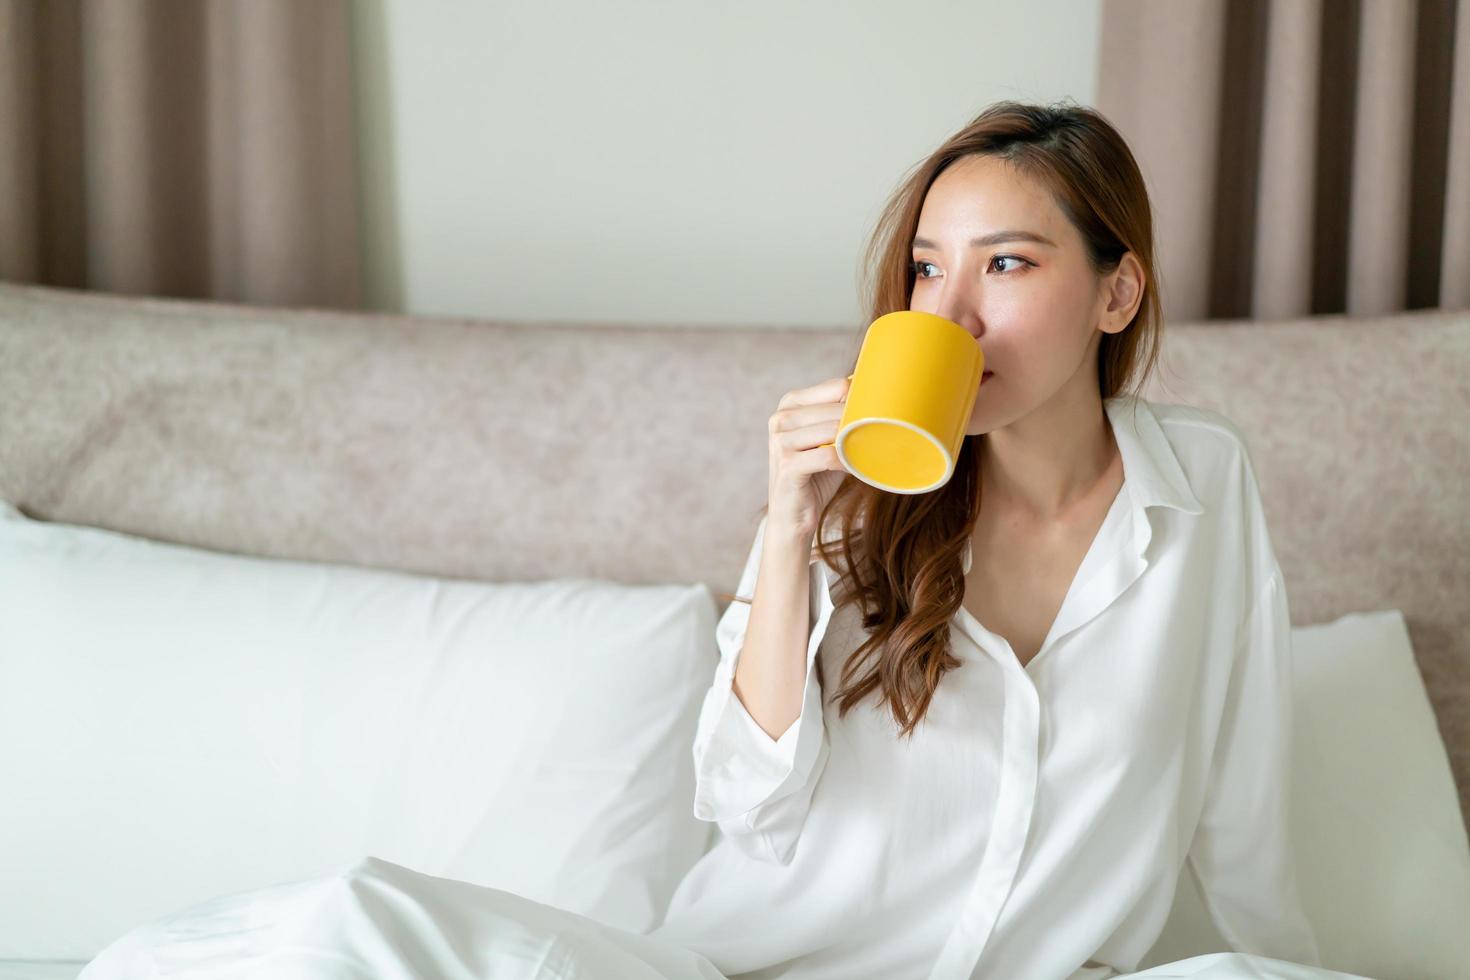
[765, 374, 853, 546]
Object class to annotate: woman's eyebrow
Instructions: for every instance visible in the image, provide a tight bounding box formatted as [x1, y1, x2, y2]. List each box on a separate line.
[911, 231, 1057, 249]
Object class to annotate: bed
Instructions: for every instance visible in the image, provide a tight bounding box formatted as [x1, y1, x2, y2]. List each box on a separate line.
[1, 282, 1466, 979]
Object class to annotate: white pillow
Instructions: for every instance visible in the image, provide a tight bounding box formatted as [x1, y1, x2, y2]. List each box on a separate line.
[0, 500, 717, 960]
[1141, 609, 1470, 979]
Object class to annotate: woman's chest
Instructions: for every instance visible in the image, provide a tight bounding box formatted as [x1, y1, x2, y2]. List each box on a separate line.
[810, 593, 1217, 893]
[963, 550, 1083, 668]
[962, 492, 1121, 668]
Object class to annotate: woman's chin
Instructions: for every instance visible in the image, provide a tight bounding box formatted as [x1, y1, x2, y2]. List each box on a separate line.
[965, 402, 998, 435]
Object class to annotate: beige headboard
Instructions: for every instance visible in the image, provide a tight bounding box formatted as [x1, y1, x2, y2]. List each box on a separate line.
[3, 281, 1467, 831]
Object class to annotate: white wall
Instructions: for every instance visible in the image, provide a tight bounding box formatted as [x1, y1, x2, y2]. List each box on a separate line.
[351, 1, 1102, 328]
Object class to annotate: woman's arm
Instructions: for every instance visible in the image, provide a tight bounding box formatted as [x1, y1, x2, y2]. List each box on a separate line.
[690, 515, 836, 865]
[1185, 565, 1323, 966]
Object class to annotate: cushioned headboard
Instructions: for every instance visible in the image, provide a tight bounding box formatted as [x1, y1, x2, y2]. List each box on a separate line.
[2, 281, 1467, 830]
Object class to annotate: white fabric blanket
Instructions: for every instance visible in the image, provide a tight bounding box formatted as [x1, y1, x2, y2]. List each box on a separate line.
[77, 856, 1374, 980]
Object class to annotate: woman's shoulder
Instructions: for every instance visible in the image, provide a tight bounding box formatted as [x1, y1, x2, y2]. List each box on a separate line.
[1145, 399, 1252, 457]
[1141, 398, 1282, 594]
[1140, 398, 1263, 499]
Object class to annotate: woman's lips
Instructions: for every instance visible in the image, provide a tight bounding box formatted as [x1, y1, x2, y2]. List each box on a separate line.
[982, 370, 994, 379]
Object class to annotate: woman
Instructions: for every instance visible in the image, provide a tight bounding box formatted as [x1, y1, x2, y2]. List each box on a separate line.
[80, 100, 1338, 980]
[647, 99, 1326, 979]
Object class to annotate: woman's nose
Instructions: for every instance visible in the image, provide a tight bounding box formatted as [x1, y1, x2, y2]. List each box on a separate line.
[933, 295, 981, 337]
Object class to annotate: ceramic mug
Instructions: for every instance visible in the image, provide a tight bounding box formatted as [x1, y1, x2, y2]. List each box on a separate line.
[830, 310, 987, 494]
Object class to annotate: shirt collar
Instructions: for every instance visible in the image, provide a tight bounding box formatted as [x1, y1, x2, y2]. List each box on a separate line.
[959, 394, 1203, 575]
[1104, 394, 1205, 518]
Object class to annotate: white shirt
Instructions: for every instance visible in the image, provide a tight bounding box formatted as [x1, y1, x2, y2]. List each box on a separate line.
[647, 394, 1322, 980]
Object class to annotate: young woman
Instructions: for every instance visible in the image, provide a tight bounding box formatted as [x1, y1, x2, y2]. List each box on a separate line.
[645, 99, 1326, 979]
[79, 100, 1330, 980]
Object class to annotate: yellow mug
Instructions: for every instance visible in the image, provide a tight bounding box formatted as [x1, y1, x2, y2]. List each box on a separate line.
[832, 311, 986, 494]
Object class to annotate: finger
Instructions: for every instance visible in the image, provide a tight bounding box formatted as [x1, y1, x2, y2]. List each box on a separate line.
[790, 443, 845, 485]
[779, 373, 855, 410]
[776, 418, 844, 453]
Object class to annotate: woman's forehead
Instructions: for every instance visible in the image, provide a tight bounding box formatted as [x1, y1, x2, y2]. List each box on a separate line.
[917, 174, 1069, 249]
[926, 157, 1057, 220]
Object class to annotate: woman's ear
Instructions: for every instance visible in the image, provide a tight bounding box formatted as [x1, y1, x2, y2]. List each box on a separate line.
[1099, 252, 1145, 334]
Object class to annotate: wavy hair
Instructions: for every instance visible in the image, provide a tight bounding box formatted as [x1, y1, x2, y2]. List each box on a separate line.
[728, 99, 1167, 739]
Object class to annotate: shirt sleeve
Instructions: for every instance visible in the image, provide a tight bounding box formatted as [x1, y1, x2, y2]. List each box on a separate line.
[690, 513, 836, 866]
[1185, 565, 1323, 967]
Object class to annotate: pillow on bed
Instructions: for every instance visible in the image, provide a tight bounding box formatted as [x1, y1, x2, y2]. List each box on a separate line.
[1141, 608, 1470, 980]
[0, 500, 717, 961]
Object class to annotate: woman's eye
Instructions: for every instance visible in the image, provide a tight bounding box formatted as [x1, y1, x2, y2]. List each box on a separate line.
[989, 254, 1030, 274]
[909, 255, 1031, 280]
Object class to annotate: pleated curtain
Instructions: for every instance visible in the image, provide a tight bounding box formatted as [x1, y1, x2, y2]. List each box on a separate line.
[1097, 0, 1470, 320]
[0, 0, 362, 310]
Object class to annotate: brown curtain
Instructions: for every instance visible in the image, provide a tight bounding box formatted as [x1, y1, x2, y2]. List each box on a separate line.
[0, 0, 362, 310]
[1097, 0, 1469, 321]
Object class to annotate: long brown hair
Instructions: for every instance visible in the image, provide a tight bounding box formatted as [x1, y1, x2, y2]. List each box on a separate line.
[727, 99, 1166, 739]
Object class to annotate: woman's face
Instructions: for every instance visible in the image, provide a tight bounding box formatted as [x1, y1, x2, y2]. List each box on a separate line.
[908, 153, 1130, 435]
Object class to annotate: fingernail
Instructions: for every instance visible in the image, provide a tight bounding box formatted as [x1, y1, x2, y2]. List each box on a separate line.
[845, 373, 855, 381]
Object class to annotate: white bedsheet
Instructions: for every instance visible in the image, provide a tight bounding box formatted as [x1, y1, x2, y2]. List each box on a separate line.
[75, 856, 1375, 980]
